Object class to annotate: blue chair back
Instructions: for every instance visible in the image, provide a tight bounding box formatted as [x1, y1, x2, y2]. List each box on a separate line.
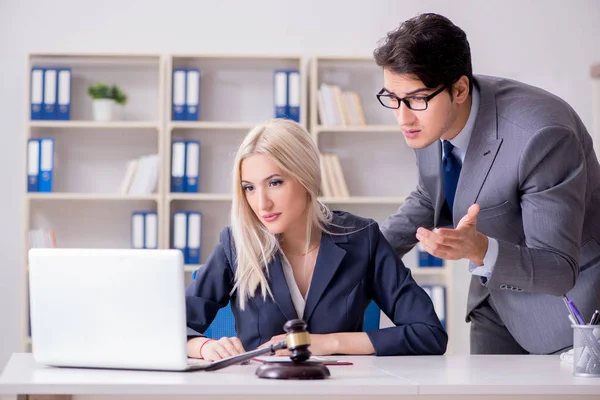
[363, 300, 381, 331]
[191, 269, 237, 339]
[190, 269, 381, 337]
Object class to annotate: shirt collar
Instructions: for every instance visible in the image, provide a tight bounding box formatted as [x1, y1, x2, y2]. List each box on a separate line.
[444, 83, 480, 151]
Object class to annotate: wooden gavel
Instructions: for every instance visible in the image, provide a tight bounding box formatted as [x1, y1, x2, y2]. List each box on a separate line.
[203, 319, 330, 379]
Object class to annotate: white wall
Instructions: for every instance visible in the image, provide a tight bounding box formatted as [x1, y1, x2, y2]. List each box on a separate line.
[1, 0, 600, 367]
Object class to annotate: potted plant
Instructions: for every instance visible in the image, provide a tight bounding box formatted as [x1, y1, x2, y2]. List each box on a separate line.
[87, 83, 128, 121]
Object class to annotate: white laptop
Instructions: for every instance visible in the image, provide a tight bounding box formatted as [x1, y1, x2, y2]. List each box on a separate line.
[27, 248, 230, 372]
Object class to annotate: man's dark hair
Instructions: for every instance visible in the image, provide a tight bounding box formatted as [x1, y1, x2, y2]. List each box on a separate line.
[373, 13, 473, 95]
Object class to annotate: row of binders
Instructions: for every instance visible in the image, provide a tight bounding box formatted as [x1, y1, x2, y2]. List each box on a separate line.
[171, 140, 200, 192]
[131, 211, 158, 249]
[30, 67, 72, 120]
[274, 70, 300, 122]
[27, 138, 54, 192]
[318, 83, 366, 126]
[417, 244, 445, 267]
[172, 69, 301, 123]
[172, 211, 202, 265]
[120, 154, 159, 195]
[320, 153, 349, 198]
[172, 68, 200, 121]
[422, 285, 446, 329]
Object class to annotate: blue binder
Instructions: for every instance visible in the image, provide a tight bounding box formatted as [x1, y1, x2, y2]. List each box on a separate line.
[185, 69, 200, 121]
[274, 70, 288, 119]
[417, 244, 444, 267]
[143, 211, 158, 249]
[42, 68, 57, 120]
[172, 69, 187, 120]
[287, 70, 300, 122]
[30, 68, 44, 120]
[429, 254, 444, 267]
[171, 140, 186, 192]
[423, 285, 446, 329]
[27, 139, 40, 192]
[417, 245, 429, 267]
[172, 211, 188, 262]
[38, 137, 54, 192]
[186, 211, 202, 264]
[185, 140, 200, 193]
[56, 68, 71, 120]
[131, 211, 146, 249]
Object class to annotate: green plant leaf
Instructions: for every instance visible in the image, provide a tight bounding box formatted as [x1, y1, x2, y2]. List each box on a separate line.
[87, 82, 128, 105]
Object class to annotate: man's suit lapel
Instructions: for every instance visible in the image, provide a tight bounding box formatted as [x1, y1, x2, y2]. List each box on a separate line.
[453, 79, 503, 223]
[303, 232, 347, 323]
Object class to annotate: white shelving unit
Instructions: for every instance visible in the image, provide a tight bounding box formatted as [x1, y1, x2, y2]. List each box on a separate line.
[20, 52, 456, 354]
[310, 56, 455, 353]
[163, 53, 308, 277]
[22, 53, 166, 351]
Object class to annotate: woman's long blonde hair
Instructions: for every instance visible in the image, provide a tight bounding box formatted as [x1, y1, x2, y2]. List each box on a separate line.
[230, 118, 332, 309]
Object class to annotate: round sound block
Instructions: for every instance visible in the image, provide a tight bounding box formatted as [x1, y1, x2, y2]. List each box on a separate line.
[255, 361, 331, 380]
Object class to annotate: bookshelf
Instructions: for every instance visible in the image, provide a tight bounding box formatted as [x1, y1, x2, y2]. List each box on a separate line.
[21, 52, 456, 354]
[22, 52, 166, 351]
[310, 56, 456, 353]
[162, 53, 308, 271]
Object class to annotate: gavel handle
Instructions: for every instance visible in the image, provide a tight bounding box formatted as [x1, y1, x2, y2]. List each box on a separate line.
[203, 341, 287, 371]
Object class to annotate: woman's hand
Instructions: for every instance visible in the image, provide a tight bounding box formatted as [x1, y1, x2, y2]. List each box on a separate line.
[187, 337, 245, 361]
[258, 333, 338, 356]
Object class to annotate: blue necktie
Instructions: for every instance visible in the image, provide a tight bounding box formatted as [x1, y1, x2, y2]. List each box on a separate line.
[442, 140, 461, 214]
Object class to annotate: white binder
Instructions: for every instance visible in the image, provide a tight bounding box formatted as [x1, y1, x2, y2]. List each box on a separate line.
[185, 141, 200, 192]
[42, 68, 57, 119]
[171, 141, 186, 192]
[144, 212, 158, 249]
[131, 212, 145, 250]
[172, 211, 188, 258]
[27, 139, 40, 192]
[186, 212, 202, 264]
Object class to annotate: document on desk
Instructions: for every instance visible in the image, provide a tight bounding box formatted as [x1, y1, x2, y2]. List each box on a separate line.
[252, 356, 353, 365]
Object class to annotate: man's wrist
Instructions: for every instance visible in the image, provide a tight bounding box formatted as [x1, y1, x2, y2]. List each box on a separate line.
[470, 233, 488, 266]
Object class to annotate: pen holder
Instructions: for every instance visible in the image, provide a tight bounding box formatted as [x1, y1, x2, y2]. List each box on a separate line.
[572, 324, 600, 377]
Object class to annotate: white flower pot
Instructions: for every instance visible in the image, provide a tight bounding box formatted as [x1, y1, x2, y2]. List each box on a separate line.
[92, 99, 115, 121]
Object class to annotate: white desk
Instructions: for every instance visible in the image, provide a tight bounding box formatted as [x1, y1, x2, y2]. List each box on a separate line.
[1, 353, 600, 400]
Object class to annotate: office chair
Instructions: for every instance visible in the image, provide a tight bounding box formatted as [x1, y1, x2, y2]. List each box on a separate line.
[190, 268, 381, 338]
[191, 269, 237, 339]
[362, 299, 381, 331]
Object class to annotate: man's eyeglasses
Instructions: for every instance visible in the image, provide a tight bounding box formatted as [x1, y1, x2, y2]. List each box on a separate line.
[376, 85, 447, 111]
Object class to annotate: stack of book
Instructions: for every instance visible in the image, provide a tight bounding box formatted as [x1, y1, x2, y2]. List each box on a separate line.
[319, 153, 349, 198]
[28, 228, 57, 249]
[119, 154, 159, 195]
[317, 83, 366, 126]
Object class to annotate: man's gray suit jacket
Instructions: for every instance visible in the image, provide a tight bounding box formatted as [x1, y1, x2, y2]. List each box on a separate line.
[381, 75, 600, 354]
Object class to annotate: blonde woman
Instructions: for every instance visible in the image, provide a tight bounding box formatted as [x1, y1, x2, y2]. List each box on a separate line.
[186, 118, 447, 361]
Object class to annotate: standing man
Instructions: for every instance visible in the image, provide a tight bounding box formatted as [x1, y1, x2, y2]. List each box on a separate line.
[375, 12, 600, 354]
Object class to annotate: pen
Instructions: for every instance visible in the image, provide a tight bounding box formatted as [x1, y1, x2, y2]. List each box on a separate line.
[562, 296, 578, 324]
[590, 310, 600, 325]
[563, 295, 586, 325]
